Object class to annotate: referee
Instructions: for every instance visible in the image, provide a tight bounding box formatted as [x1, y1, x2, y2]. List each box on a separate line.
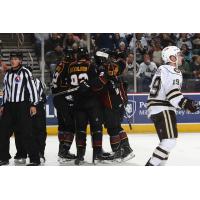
[14, 65, 47, 164]
[0, 52, 40, 166]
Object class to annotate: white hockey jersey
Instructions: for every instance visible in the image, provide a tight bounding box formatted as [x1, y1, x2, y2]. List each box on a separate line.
[147, 64, 184, 117]
[136, 62, 157, 78]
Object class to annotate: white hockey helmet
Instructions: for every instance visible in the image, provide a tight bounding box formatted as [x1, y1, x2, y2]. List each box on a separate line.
[161, 46, 181, 64]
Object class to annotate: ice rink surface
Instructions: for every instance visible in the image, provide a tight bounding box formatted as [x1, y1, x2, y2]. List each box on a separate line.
[8, 133, 200, 166]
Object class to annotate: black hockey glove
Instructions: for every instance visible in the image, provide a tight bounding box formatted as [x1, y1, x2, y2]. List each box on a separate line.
[179, 98, 200, 113]
[78, 80, 90, 93]
[98, 70, 111, 85]
[98, 65, 106, 73]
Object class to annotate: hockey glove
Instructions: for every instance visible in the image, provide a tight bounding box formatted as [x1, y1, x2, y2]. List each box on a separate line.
[78, 81, 90, 93]
[179, 98, 200, 113]
[98, 71, 111, 85]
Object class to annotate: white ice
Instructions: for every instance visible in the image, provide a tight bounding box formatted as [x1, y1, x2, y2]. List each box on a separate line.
[8, 133, 200, 166]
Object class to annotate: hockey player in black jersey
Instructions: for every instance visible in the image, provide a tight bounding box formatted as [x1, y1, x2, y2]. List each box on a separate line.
[93, 49, 134, 162]
[51, 49, 76, 163]
[66, 47, 113, 165]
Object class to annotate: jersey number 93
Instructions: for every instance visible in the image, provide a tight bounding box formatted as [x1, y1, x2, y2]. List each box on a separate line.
[71, 73, 88, 86]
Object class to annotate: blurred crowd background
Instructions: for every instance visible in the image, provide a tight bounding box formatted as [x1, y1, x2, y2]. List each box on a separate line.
[1, 33, 200, 93]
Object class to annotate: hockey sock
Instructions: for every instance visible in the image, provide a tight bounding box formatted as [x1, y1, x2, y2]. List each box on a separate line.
[91, 131, 102, 154]
[58, 131, 74, 151]
[148, 146, 169, 166]
[110, 135, 121, 152]
[76, 131, 87, 158]
[76, 131, 86, 148]
[119, 130, 130, 147]
[159, 155, 169, 166]
[77, 147, 86, 159]
[147, 139, 176, 166]
[147, 138, 176, 166]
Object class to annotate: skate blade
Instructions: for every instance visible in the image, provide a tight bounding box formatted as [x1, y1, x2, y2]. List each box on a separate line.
[99, 158, 122, 164]
[40, 159, 45, 166]
[121, 152, 135, 162]
[0, 162, 9, 166]
[93, 159, 114, 165]
[14, 160, 26, 166]
[114, 158, 122, 163]
[14, 163, 26, 166]
[40, 162, 45, 166]
[58, 157, 75, 164]
[75, 160, 91, 166]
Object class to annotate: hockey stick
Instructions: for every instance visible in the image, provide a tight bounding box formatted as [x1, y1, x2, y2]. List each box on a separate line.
[123, 105, 132, 130]
[52, 86, 79, 97]
[109, 79, 132, 130]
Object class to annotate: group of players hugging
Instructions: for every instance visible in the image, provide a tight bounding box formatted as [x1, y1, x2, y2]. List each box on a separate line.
[2, 45, 199, 166]
[52, 47, 135, 165]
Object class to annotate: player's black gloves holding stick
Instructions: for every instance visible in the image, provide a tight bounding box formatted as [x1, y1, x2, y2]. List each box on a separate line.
[78, 80, 90, 93]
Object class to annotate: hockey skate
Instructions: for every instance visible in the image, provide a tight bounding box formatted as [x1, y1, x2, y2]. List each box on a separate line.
[39, 153, 46, 165]
[14, 154, 27, 165]
[74, 157, 86, 165]
[145, 159, 154, 166]
[121, 146, 135, 162]
[93, 150, 115, 165]
[26, 162, 40, 166]
[14, 158, 26, 165]
[58, 143, 76, 164]
[106, 148, 123, 163]
[58, 151, 76, 164]
[0, 160, 9, 166]
[74, 148, 88, 166]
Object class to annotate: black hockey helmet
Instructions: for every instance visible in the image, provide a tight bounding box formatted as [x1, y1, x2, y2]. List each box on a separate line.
[10, 51, 23, 60]
[94, 48, 111, 65]
[77, 47, 89, 60]
[63, 48, 74, 62]
[109, 50, 126, 60]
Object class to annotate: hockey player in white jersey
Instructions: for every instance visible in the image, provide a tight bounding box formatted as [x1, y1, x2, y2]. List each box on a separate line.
[146, 46, 199, 166]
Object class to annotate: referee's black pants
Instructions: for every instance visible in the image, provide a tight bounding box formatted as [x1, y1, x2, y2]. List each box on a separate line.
[14, 102, 47, 158]
[0, 102, 40, 163]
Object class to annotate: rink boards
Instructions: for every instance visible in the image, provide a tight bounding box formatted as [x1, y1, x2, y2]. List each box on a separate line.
[1, 93, 200, 134]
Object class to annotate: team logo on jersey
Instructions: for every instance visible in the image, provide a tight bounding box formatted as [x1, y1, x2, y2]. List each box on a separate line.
[124, 100, 136, 119]
[15, 75, 21, 83]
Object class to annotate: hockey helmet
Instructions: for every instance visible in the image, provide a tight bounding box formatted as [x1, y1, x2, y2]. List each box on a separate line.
[77, 47, 89, 60]
[161, 46, 181, 64]
[63, 48, 74, 62]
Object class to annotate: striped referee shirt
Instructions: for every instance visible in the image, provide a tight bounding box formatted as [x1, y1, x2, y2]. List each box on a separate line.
[2, 66, 39, 106]
[35, 78, 46, 103]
